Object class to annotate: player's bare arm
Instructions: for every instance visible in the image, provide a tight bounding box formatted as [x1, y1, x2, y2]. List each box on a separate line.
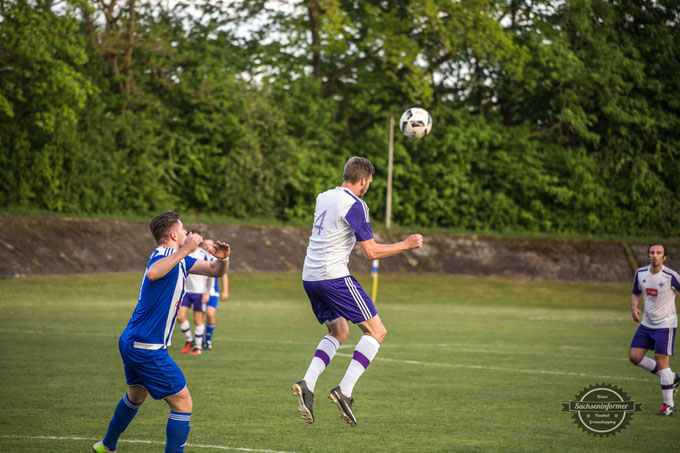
[630, 293, 642, 323]
[190, 242, 230, 278]
[221, 274, 229, 300]
[358, 234, 423, 260]
[147, 232, 203, 281]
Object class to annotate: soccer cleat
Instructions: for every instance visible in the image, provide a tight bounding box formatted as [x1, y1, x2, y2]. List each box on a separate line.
[92, 441, 115, 452]
[673, 372, 680, 397]
[180, 341, 194, 354]
[189, 347, 202, 355]
[328, 386, 357, 426]
[656, 403, 677, 416]
[292, 380, 315, 423]
[205, 340, 212, 351]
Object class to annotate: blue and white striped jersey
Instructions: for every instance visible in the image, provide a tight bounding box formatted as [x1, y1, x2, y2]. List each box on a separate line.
[633, 265, 680, 329]
[302, 187, 374, 281]
[120, 246, 198, 350]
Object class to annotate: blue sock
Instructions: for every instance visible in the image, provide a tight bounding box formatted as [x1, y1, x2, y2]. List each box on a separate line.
[166, 411, 191, 453]
[102, 393, 142, 450]
[205, 324, 215, 343]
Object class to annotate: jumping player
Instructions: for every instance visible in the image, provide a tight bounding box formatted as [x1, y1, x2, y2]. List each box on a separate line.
[628, 243, 680, 416]
[93, 211, 230, 453]
[292, 156, 423, 426]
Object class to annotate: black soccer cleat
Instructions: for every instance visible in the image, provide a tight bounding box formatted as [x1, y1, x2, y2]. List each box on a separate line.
[673, 372, 680, 397]
[292, 380, 315, 423]
[329, 386, 357, 426]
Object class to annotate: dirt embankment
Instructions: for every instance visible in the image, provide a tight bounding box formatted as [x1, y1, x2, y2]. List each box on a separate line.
[0, 215, 675, 282]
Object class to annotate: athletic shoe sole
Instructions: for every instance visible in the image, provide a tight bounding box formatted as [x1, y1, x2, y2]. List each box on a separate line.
[292, 382, 315, 423]
[328, 387, 357, 427]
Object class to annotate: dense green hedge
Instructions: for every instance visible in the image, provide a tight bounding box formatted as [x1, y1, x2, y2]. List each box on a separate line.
[1, 0, 678, 236]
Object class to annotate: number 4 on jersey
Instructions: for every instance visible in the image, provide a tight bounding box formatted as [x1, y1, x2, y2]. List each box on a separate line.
[313, 210, 327, 236]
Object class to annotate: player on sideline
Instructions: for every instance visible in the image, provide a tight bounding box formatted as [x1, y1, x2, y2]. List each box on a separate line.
[202, 238, 229, 351]
[629, 243, 680, 416]
[292, 156, 423, 426]
[93, 211, 230, 453]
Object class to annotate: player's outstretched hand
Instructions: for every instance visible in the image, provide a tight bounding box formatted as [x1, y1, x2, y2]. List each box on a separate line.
[212, 241, 231, 260]
[406, 234, 423, 250]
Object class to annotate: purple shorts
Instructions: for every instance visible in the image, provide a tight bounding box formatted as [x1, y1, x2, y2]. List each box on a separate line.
[303, 275, 377, 325]
[181, 293, 205, 312]
[630, 324, 676, 356]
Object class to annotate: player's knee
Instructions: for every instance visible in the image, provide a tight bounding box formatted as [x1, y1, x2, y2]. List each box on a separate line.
[372, 326, 387, 343]
[628, 351, 641, 365]
[330, 327, 349, 345]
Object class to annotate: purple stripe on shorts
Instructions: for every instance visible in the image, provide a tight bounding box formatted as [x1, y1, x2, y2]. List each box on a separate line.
[352, 350, 371, 369]
[661, 384, 675, 390]
[314, 349, 331, 367]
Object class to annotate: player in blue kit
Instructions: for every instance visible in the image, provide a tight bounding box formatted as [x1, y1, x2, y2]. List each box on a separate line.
[292, 156, 423, 426]
[628, 244, 680, 416]
[93, 211, 230, 453]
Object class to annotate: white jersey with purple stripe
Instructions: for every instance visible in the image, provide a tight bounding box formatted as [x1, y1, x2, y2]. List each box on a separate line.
[120, 247, 198, 350]
[302, 187, 374, 281]
[632, 265, 680, 329]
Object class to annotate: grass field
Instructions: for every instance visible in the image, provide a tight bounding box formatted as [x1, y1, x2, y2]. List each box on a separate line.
[2, 271, 680, 452]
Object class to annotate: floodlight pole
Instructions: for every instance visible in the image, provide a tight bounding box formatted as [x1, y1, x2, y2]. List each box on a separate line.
[386, 114, 394, 229]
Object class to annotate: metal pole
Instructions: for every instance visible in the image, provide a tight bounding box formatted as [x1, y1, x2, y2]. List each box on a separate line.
[371, 259, 379, 302]
[386, 114, 394, 229]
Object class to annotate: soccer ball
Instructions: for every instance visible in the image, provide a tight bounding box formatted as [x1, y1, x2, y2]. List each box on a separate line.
[399, 107, 432, 139]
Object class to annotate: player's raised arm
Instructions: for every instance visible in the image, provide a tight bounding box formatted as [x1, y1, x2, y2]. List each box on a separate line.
[147, 232, 203, 281]
[189, 241, 230, 277]
[358, 234, 423, 261]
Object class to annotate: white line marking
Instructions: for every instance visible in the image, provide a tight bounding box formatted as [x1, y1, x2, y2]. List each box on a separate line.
[1, 435, 294, 452]
[334, 353, 650, 382]
[0, 329, 628, 361]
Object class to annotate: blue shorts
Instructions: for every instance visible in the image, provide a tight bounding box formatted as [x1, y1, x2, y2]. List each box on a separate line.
[207, 295, 219, 310]
[303, 275, 377, 325]
[630, 324, 676, 356]
[181, 293, 205, 312]
[119, 338, 187, 400]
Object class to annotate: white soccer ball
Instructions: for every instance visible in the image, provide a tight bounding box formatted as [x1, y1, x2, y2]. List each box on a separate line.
[399, 107, 432, 139]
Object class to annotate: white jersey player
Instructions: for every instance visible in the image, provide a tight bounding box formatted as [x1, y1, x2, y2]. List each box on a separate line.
[292, 156, 423, 427]
[628, 244, 680, 416]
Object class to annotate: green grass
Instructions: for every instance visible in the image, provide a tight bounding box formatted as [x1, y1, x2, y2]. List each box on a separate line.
[1, 272, 679, 452]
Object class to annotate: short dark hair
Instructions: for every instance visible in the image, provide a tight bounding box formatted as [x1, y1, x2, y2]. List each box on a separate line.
[343, 156, 375, 183]
[648, 243, 667, 257]
[149, 211, 180, 244]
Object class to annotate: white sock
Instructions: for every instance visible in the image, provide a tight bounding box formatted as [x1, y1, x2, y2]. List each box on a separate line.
[659, 368, 675, 406]
[303, 335, 340, 393]
[339, 335, 380, 397]
[180, 320, 193, 342]
[638, 356, 658, 374]
[194, 325, 205, 349]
